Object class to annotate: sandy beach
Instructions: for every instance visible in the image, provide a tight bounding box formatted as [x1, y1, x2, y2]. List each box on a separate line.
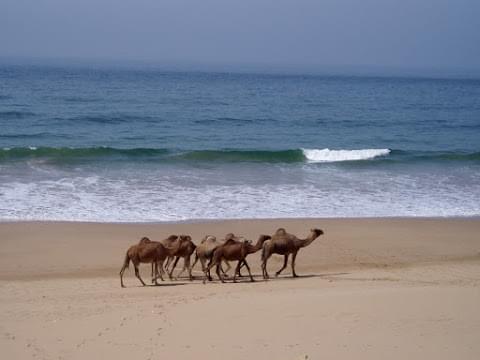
[1, 218, 479, 359]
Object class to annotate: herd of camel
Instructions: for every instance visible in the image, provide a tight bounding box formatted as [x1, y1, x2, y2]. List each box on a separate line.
[119, 227, 324, 288]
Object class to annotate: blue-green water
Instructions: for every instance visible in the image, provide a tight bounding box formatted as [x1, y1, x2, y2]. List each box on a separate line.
[1, 64, 479, 221]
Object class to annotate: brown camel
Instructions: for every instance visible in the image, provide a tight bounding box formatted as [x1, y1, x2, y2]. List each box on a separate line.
[191, 233, 239, 280]
[161, 234, 184, 273]
[119, 235, 184, 288]
[261, 228, 324, 279]
[167, 235, 197, 281]
[141, 234, 178, 280]
[205, 234, 271, 283]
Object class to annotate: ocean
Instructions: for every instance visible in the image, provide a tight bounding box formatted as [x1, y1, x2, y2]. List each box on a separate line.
[1, 64, 479, 222]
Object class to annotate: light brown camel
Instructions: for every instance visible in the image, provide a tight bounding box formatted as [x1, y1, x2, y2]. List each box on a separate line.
[261, 228, 324, 279]
[119, 235, 184, 288]
[205, 234, 271, 283]
[167, 235, 197, 281]
[191, 233, 239, 280]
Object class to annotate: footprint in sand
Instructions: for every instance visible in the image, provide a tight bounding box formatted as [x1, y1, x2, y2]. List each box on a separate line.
[4, 332, 15, 340]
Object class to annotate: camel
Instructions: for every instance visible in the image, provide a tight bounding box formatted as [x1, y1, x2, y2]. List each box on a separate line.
[141, 234, 178, 280]
[119, 235, 184, 288]
[261, 228, 324, 279]
[167, 235, 197, 281]
[191, 233, 239, 280]
[161, 234, 184, 272]
[205, 234, 271, 283]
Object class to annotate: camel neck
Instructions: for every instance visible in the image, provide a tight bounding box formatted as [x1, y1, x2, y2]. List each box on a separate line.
[295, 234, 316, 248]
[248, 237, 267, 253]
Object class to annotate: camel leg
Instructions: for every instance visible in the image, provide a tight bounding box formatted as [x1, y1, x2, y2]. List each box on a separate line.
[152, 261, 159, 283]
[165, 256, 174, 273]
[236, 261, 245, 277]
[216, 263, 225, 283]
[261, 253, 270, 280]
[169, 256, 181, 279]
[200, 257, 212, 281]
[185, 256, 193, 281]
[153, 260, 165, 282]
[233, 261, 242, 283]
[153, 262, 159, 285]
[176, 256, 190, 280]
[206, 258, 213, 281]
[222, 260, 231, 277]
[134, 263, 146, 286]
[191, 253, 199, 272]
[276, 254, 289, 277]
[243, 259, 255, 282]
[291, 251, 299, 278]
[203, 261, 215, 284]
[119, 265, 127, 288]
[150, 262, 154, 283]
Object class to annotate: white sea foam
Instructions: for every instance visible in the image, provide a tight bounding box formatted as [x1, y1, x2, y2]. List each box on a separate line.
[302, 148, 391, 162]
[0, 163, 479, 222]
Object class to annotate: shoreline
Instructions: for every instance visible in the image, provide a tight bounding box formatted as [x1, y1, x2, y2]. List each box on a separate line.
[1, 214, 480, 225]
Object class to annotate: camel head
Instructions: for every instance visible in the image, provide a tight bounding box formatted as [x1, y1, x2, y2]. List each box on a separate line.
[311, 228, 324, 237]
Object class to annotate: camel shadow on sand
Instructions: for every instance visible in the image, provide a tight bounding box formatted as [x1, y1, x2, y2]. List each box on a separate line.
[180, 272, 351, 284]
[133, 282, 188, 288]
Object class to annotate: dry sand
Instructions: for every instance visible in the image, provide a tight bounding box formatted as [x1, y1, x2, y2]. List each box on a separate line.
[1, 218, 479, 359]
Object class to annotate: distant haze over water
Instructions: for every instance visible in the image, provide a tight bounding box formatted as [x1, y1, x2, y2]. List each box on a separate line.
[0, 64, 479, 221]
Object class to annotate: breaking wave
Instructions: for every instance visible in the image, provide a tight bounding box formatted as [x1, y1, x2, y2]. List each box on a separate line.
[1, 146, 479, 164]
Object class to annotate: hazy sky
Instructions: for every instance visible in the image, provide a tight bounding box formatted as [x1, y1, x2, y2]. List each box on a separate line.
[1, 0, 479, 70]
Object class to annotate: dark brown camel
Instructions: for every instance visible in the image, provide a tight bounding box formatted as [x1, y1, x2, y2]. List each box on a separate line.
[119, 235, 184, 288]
[144, 235, 178, 280]
[204, 234, 271, 283]
[161, 235, 183, 272]
[261, 228, 324, 279]
[168, 235, 197, 281]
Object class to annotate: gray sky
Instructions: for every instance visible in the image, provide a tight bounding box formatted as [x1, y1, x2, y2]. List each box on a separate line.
[1, 0, 480, 70]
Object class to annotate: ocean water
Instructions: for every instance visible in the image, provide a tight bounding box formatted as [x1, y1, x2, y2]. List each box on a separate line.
[1, 64, 479, 222]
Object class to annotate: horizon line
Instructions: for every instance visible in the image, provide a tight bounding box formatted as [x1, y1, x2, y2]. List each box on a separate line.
[1, 55, 480, 80]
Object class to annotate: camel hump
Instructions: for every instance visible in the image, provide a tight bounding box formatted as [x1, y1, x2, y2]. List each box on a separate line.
[224, 233, 237, 240]
[165, 234, 178, 241]
[224, 239, 238, 245]
[139, 236, 151, 244]
[275, 228, 287, 235]
[179, 234, 191, 242]
[200, 235, 215, 244]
